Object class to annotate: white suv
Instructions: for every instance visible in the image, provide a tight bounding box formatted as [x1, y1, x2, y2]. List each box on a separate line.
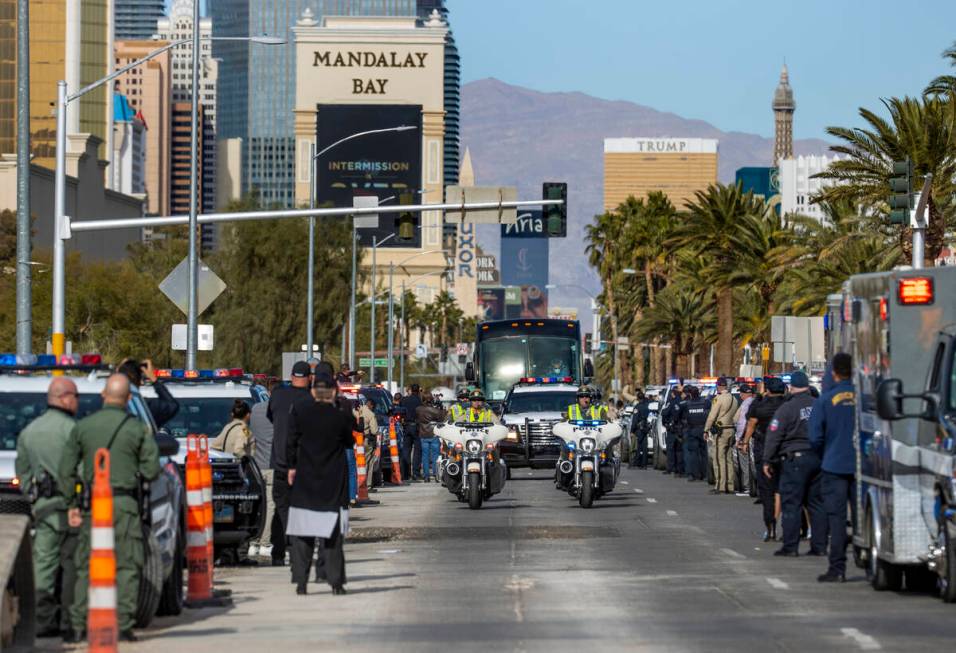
[499, 378, 579, 472]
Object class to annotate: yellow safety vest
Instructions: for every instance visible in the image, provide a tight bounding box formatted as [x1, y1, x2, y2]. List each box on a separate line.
[466, 407, 494, 422]
[567, 404, 601, 420]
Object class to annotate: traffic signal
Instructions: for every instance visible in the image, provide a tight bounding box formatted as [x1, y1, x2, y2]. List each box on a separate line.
[888, 159, 913, 225]
[397, 192, 418, 242]
[543, 182, 567, 237]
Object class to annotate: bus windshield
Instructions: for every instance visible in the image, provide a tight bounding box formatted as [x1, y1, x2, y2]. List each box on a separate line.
[479, 336, 580, 400]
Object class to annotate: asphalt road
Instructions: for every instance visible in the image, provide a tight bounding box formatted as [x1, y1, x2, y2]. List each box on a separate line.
[46, 466, 956, 652]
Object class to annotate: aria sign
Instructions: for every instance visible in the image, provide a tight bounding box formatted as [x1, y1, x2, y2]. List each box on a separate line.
[313, 50, 430, 96]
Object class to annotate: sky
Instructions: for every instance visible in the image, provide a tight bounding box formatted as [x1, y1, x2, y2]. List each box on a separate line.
[446, 0, 956, 141]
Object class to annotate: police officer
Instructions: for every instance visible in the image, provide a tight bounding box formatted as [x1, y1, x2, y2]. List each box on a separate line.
[60, 374, 161, 643]
[660, 384, 685, 476]
[464, 389, 499, 423]
[448, 387, 469, 422]
[741, 377, 787, 541]
[809, 353, 856, 582]
[565, 385, 601, 421]
[762, 371, 826, 557]
[15, 377, 80, 638]
[679, 386, 709, 482]
[628, 391, 651, 469]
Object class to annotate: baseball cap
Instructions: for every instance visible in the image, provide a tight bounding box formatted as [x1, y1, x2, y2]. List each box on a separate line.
[291, 361, 312, 378]
[789, 371, 810, 388]
[764, 377, 786, 394]
[739, 383, 754, 394]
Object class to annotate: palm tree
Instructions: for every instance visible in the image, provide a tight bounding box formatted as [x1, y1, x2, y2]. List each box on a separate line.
[636, 285, 713, 378]
[674, 183, 765, 376]
[586, 211, 627, 387]
[814, 95, 956, 263]
[925, 42, 956, 95]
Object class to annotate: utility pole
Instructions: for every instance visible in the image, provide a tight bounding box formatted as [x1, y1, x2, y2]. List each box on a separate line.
[15, 0, 30, 355]
[185, 0, 201, 369]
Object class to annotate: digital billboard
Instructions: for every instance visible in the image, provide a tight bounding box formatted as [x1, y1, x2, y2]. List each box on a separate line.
[316, 104, 423, 248]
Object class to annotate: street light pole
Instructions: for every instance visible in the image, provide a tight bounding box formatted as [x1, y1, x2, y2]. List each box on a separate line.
[400, 280, 406, 391]
[185, 0, 201, 369]
[387, 262, 394, 388]
[306, 142, 316, 358]
[51, 35, 284, 363]
[349, 223, 357, 369]
[370, 235, 378, 383]
[15, 0, 30, 355]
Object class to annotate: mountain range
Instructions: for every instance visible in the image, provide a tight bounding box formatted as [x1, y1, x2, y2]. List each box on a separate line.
[459, 78, 832, 322]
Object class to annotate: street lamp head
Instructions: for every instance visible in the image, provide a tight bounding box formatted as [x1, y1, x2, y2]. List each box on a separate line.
[250, 36, 287, 45]
[394, 125, 417, 132]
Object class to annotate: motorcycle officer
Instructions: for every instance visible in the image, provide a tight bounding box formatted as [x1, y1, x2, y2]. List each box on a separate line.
[565, 385, 602, 421]
[679, 385, 709, 482]
[448, 387, 470, 422]
[463, 389, 499, 424]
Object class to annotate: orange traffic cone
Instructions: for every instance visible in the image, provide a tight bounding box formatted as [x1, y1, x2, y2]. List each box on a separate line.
[354, 428, 370, 503]
[388, 417, 403, 484]
[198, 436, 214, 591]
[184, 435, 212, 603]
[87, 448, 118, 652]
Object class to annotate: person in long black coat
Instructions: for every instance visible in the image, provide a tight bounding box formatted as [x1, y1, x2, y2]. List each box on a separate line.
[286, 373, 355, 595]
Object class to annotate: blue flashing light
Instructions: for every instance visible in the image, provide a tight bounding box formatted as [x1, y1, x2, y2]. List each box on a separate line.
[36, 354, 56, 366]
[170, 369, 186, 379]
[198, 369, 215, 378]
[566, 441, 576, 450]
[0, 354, 16, 366]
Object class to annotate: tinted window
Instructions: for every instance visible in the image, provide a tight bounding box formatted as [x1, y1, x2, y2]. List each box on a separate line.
[950, 345, 956, 413]
[506, 392, 577, 414]
[360, 390, 391, 417]
[0, 392, 147, 451]
[163, 398, 246, 438]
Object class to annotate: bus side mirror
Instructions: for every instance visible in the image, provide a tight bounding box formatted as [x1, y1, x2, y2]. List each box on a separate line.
[465, 362, 475, 382]
[876, 379, 904, 421]
[584, 358, 594, 379]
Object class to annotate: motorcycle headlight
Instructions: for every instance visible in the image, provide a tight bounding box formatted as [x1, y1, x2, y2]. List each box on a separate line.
[506, 429, 519, 441]
[580, 437, 596, 453]
[466, 439, 482, 454]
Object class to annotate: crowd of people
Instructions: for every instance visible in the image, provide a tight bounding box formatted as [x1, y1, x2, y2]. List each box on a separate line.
[626, 353, 857, 583]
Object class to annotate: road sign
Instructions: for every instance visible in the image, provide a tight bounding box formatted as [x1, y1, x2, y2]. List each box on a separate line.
[359, 357, 390, 367]
[415, 343, 428, 359]
[172, 324, 213, 351]
[352, 196, 380, 229]
[159, 257, 226, 316]
[445, 186, 518, 224]
[455, 343, 469, 356]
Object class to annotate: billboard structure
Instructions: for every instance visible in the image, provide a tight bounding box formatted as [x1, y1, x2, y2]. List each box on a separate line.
[499, 211, 549, 319]
[315, 104, 423, 248]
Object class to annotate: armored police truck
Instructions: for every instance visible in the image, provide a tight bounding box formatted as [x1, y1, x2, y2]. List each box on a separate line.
[829, 266, 956, 600]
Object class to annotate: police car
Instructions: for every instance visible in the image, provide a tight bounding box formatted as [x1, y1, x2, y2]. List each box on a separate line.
[140, 368, 268, 564]
[500, 377, 580, 473]
[649, 378, 719, 470]
[0, 354, 186, 626]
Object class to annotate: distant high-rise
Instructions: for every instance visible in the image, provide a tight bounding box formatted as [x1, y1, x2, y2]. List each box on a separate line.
[211, 0, 419, 207]
[115, 0, 166, 40]
[772, 64, 795, 165]
[417, 1, 459, 189]
[0, 0, 113, 166]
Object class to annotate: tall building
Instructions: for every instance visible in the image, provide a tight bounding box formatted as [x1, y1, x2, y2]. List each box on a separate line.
[211, 0, 420, 207]
[114, 0, 164, 40]
[170, 101, 202, 215]
[111, 92, 146, 195]
[603, 138, 719, 210]
[157, 0, 218, 247]
[773, 64, 795, 165]
[416, 1, 459, 189]
[0, 0, 114, 166]
[114, 40, 171, 216]
[778, 154, 841, 222]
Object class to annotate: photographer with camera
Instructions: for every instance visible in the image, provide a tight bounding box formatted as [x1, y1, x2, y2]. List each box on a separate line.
[15, 377, 80, 638]
[117, 358, 179, 428]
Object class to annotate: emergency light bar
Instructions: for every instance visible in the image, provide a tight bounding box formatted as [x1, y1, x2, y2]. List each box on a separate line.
[897, 277, 934, 306]
[155, 368, 245, 379]
[0, 353, 102, 367]
[518, 376, 574, 384]
[571, 420, 606, 427]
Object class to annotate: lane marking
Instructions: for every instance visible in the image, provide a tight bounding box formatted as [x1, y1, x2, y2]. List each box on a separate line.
[645, 497, 657, 504]
[505, 574, 535, 623]
[633, 488, 644, 494]
[378, 549, 401, 554]
[720, 548, 745, 559]
[766, 577, 789, 590]
[665, 510, 678, 517]
[840, 628, 881, 650]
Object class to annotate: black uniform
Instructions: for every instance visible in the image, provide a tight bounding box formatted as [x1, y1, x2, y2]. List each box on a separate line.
[267, 384, 312, 563]
[629, 400, 651, 468]
[679, 398, 709, 480]
[146, 379, 179, 428]
[661, 395, 684, 475]
[763, 392, 826, 555]
[748, 394, 786, 532]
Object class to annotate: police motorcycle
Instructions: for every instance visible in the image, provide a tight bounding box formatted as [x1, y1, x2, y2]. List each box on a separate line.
[553, 419, 623, 508]
[435, 420, 509, 510]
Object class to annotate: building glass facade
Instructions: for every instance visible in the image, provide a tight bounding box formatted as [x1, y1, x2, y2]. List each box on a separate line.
[211, 0, 421, 207]
[114, 0, 165, 40]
